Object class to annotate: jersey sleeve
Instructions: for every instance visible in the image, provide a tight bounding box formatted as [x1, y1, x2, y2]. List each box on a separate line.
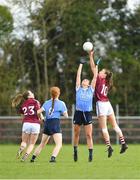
[89, 86, 94, 93]
[41, 102, 46, 111]
[76, 86, 80, 91]
[61, 102, 67, 114]
[35, 100, 41, 110]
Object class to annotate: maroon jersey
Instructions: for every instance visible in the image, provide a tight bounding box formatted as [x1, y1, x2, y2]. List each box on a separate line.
[95, 75, 109, 102]
[19, 98, 41, 124]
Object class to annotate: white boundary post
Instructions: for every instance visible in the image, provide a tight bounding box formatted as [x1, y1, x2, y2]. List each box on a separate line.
[116, 104, 119, 145]
[71, 104, 75, 145]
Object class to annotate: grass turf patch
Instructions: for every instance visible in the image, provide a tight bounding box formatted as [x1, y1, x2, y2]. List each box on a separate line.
[0, 144, 139, 179]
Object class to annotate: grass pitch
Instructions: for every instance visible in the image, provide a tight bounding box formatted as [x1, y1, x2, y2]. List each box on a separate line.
[0, 144, 139, 179]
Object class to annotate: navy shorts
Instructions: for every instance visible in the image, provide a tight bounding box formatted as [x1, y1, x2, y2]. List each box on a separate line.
[73, 110, 93, 125]
[43, 118, 61, 136]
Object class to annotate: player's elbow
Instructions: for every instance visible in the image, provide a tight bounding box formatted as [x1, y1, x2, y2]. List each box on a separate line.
[63, 112, 68, 118]
[37, 108, 43, 115]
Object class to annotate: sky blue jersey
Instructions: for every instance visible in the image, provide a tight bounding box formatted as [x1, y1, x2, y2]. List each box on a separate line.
[76, 86, 94, 112]
[42, 99, 67, 120]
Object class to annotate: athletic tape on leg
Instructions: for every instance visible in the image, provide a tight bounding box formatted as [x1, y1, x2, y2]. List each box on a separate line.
[113, 126, 122, 134]
[102, 128, 108, 133]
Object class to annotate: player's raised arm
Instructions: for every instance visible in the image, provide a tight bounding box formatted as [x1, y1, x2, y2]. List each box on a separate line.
[90, 65, 98, 89]
[89, 50, 98, 89]
[89, 50, 96, 75]
[76, 63, 83, 88]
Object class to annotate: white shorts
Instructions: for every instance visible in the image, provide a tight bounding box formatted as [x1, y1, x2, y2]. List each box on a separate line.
[22, 122, 40, 134]
[96, 101, 114, 117]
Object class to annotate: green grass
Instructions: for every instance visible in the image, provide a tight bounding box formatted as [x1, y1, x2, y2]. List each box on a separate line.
[0, 144, 139, 179]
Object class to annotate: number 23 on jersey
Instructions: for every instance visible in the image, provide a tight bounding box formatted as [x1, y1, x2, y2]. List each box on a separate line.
[22, 106, 35, 115]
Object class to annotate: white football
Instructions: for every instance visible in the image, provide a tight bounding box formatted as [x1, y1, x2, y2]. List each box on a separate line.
[83, 42, 93, 52]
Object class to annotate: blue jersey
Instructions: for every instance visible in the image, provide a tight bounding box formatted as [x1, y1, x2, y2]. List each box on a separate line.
[42, 99, 67, 120]
[76, 86, 94, 111]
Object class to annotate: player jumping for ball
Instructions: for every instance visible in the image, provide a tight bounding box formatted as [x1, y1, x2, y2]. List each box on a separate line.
[89, 50, 128, 158]
[73, 56, 98, 162]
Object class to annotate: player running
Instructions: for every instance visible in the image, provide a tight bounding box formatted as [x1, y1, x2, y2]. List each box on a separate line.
[73, 57, 98, 162]
[12, 90, 44, 161]
[89, 50, 128, 158]
[30, 86, 68, 163]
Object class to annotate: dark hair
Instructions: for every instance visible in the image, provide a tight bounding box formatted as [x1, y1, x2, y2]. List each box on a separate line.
[49, 87, 60, 115]
[105, 69, 113, 90]
[12, 90, 29, 108]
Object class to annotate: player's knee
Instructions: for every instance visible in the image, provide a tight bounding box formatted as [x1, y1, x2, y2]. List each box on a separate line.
[102, 128, 108, 134]
[86, 133, 92, 140]
[21, 142, 27, 148]
[56, 142, 62, 149]
[41, 143, 46, 148]
[113, 126, 121, 133]
[29, 143, 35, 147]
[59, 143, 62, 149]
[74, 131, 80, 138]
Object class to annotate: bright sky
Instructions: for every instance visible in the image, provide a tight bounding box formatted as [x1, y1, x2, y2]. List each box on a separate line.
[128, 0, 140, 9]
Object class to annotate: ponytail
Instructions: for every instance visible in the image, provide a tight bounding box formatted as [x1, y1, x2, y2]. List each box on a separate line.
[49, 98, 55, 115]
[105, 70, 113, 90]
[12, 94, 24, 108]
[49, 87, 60, 115]
[12, 90, 29, 108]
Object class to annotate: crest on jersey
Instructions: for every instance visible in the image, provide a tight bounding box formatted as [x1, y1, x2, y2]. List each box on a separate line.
[48, 107, 54, 115]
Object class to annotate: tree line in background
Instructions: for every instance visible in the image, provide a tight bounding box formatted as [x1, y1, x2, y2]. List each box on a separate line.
[0, 0, 140, 115]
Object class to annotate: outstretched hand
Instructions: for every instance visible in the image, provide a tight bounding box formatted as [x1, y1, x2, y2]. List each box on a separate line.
[89, 50, 94, 57]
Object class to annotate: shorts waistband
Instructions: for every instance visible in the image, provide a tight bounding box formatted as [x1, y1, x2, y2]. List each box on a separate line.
[46, 118, 59, 121]
[75, 110, 92, 113]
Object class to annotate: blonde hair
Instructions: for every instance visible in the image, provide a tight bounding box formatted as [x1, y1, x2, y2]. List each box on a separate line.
[49, 87, 60, 115]
[12, 90, 29, 108]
